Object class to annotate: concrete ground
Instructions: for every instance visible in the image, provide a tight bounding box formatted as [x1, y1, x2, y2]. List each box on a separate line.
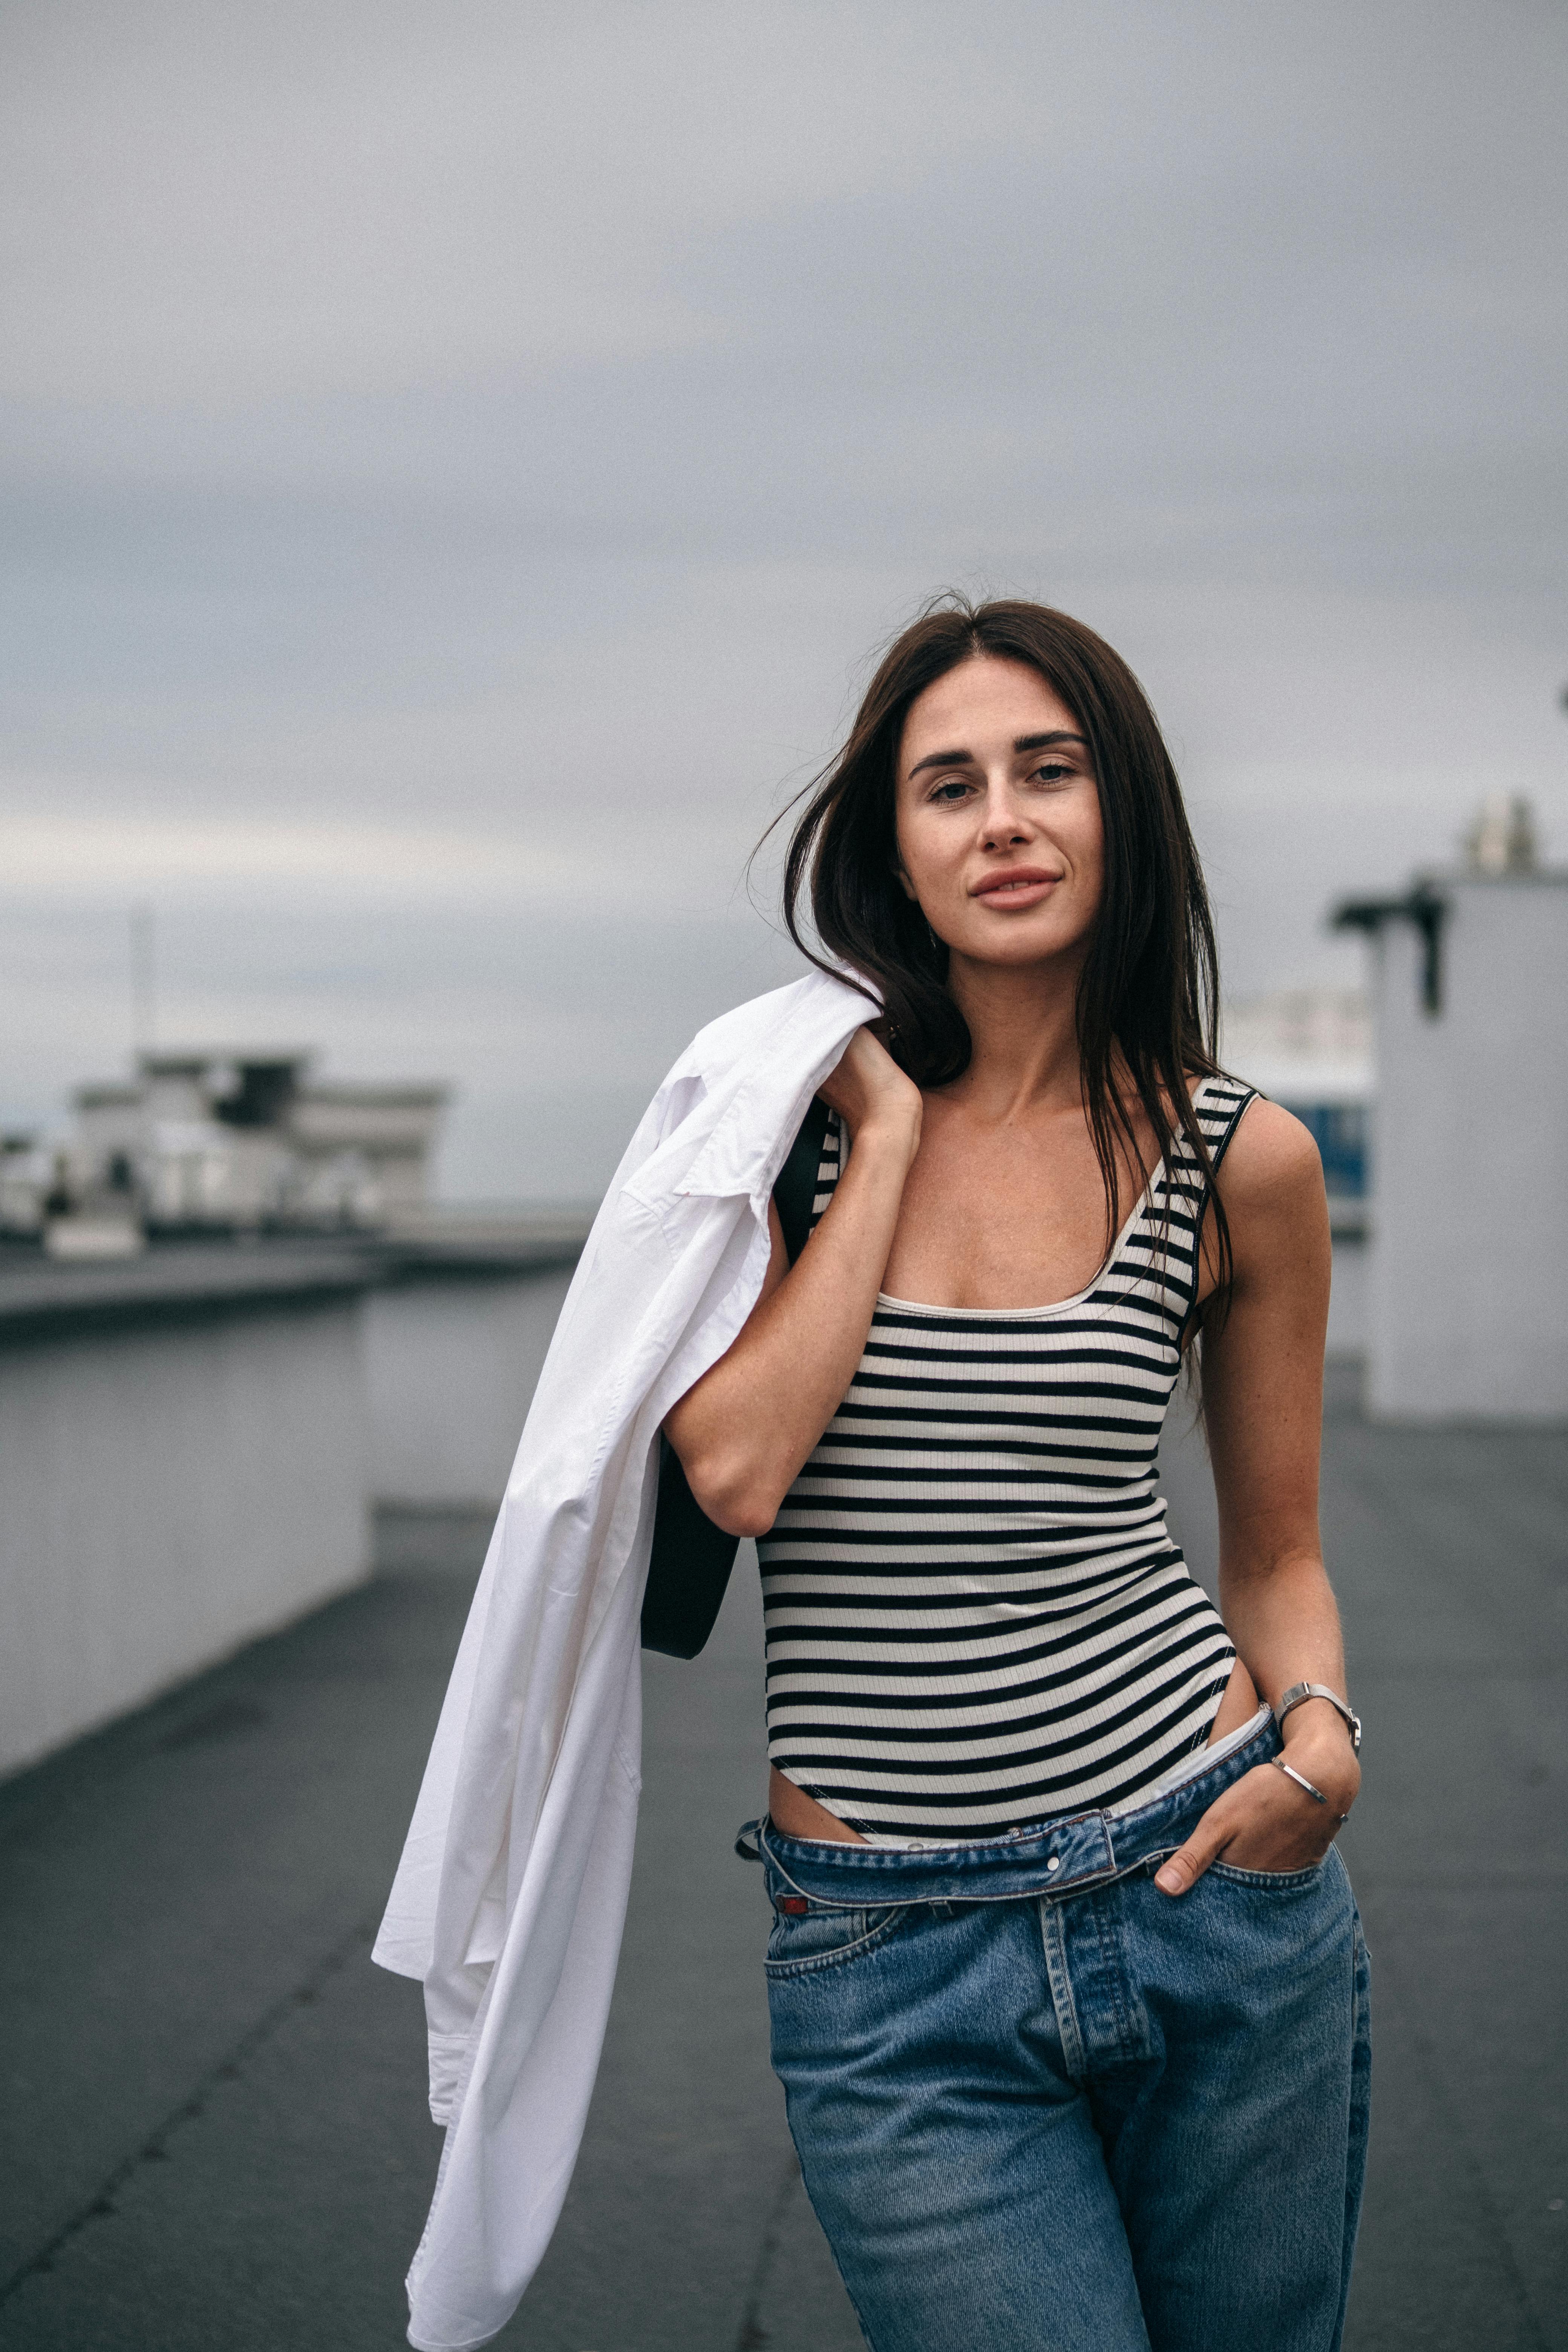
[0, 1378, 1563, 2351]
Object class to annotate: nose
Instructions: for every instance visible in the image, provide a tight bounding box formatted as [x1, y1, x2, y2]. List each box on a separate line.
[978, 785, 1031, 851]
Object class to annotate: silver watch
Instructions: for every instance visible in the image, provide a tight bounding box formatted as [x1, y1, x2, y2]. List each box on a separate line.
[1272, 1681, 1361, 1753]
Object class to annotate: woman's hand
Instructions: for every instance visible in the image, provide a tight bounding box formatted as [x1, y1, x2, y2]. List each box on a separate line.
[1154, 1717, 1360, 1894]
[818, 1025, 923, 1154]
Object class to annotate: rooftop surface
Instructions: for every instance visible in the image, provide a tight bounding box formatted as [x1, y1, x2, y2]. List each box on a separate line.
[0, 1381, 1563, 2350]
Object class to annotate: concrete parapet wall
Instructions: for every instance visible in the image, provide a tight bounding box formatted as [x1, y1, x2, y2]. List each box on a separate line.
[1326, 1231, 1367, 1359]
[0, 1299, 370, 1778]
[0, 1227, 588, 1779]
[362, 1265, 576, 1508]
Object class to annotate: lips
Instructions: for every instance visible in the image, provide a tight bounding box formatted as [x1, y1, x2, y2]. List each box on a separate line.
[971, 866, 1061, 903]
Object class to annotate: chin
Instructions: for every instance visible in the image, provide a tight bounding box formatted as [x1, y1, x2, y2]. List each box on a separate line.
[952, 919, 1080, 968]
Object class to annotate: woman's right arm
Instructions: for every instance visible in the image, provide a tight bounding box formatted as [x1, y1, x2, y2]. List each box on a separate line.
[663, 1028, 922, 1539]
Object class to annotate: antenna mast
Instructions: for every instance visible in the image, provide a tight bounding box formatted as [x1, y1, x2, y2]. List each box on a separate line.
[130, 903, 156, 1059]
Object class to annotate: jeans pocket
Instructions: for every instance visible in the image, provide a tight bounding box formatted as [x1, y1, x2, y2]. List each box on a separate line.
[1207, 1856, 1331, 1891]
[764, 1900, 908, 1977]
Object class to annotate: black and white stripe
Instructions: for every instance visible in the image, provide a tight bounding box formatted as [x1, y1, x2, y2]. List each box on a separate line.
[757, 1076, 1256, 1838]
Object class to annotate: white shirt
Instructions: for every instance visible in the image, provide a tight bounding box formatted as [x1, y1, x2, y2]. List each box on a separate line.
[373, 969, 875, 2352]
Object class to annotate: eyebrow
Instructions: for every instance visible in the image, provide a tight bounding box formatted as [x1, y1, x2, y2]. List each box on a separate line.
[906, 730, 1088, 779]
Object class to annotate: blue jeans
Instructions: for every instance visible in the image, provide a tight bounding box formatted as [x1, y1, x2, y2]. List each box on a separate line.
[744, 1719, 1370, 2352]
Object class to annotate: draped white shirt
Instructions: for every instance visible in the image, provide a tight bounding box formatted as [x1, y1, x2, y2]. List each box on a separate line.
[373, 969, 875, 2352]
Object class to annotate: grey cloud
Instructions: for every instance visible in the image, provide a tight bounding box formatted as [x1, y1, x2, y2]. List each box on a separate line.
[1, 0, 1563, 1190]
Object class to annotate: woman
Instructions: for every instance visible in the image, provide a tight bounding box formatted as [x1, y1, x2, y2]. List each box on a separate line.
[665, 599, 1369, 2352]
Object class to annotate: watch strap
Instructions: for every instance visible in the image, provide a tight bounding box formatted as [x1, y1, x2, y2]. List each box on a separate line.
[1273, 1680, 1361, 1752]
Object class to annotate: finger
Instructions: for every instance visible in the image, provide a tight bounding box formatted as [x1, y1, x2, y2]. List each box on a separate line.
[1154, 1816, 1231, 1896]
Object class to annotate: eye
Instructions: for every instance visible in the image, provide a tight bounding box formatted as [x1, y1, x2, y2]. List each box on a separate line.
[927, 776, 974, 804]
[1030, 760, 1073, 786]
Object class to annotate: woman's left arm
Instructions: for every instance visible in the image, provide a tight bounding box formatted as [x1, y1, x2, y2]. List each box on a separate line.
[1154, 1100, 1361, 1897]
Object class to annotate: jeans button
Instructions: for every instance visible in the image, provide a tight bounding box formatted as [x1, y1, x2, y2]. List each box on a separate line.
[1047, 1856, 1061, 1873]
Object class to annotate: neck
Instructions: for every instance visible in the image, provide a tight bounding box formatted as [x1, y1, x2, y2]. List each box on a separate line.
[943, 946, 1089, 1118]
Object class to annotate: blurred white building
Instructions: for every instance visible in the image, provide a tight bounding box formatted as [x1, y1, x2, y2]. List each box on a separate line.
[11, 1050, 449, 1240]
[1220, 988, 1372, 1360]
[1335, 822, 1568, 1420]
[1220, 989, 1372, 1214]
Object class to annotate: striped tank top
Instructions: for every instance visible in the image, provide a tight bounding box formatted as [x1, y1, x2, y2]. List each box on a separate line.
[756, 1075, 1257, 1840]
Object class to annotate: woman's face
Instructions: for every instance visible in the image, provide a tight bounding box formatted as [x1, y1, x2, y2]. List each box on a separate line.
[894, 655, 1104, 971]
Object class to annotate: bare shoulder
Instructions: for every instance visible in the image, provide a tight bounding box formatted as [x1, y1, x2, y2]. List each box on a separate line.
[1217, 1096, 1326, 1211]
[1208, 1097, 1330, 1297]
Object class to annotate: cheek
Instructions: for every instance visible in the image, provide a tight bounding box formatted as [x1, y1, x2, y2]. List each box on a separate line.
[1066, 797, 1106, 891]
[894, 811, 961, 903]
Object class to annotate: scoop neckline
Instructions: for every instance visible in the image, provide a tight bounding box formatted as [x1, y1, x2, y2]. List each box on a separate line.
[872, 1074, 1221, 1323]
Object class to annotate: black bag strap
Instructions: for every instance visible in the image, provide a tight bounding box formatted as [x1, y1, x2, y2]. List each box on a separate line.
[772, 1092, 833, 1267]
[639, 1094, 831, 1659]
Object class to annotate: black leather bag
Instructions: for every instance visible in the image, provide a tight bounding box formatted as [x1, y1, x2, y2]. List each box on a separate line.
[639, 1095, 832, 1659]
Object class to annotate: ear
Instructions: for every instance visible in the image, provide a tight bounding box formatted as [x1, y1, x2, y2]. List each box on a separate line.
[892, 862, 920, 903]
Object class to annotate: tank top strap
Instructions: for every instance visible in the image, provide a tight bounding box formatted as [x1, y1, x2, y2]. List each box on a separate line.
[1139, 1076, 1256, 1325]
[1188, 1073, 1259, 1185]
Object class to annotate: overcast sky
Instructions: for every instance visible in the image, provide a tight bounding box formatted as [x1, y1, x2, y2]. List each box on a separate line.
[3, 0, 1564, 1196]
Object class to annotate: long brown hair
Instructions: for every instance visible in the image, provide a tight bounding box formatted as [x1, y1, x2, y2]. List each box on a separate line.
[779, 594, 1232, 1298]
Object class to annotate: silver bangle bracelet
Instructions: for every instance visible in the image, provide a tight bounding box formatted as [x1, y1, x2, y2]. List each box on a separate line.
[1271, 1754, 1353, 1824]
[1271, 1755, 1328, 1805]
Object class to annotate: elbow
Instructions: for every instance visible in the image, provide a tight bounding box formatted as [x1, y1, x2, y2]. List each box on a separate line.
[679, 1450, 784, 1540]
[696, 1478, 783, 1542]
[710, 1497, 779, 1541]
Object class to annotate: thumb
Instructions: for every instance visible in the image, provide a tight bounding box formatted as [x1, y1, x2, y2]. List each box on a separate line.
[1154, 1820, 1227, 1897]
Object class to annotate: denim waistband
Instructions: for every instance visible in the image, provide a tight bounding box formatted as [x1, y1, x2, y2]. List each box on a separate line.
[738, 1715, 1282, 1908]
